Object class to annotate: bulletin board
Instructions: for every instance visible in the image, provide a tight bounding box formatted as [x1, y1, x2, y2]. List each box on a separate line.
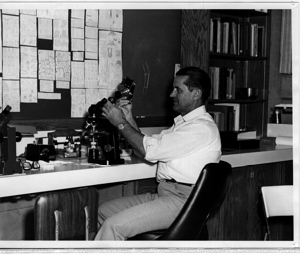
[1, 9, 181, 127]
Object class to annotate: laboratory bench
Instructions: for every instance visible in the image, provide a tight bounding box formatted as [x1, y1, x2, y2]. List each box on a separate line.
[0, 144, 293, 240]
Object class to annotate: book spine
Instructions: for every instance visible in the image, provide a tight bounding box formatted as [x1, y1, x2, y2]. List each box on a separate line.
[210, 19, 214, 52]
[216, 18, 221, 53]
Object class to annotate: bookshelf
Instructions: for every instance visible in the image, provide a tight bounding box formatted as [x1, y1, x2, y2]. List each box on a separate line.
[207, 9, 270, 137]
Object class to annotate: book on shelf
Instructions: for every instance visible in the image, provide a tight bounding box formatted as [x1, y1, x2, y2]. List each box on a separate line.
[209, 67, 236, 100]
[209, 67, 219, 99]
[250, 23, 259, 57]
[210, 18, 221, 53]
[222, 21, 230, 54]
[254, 9, 268, 13]
[207, 104, 235, 131]
[231, 21, 238, 55]
[226, 69, 234, 99]
[210, 19, 214, 52]
[215, 103, 240, 131]
[210, 17, 240, 55]
[210, 15, 266, 57]
[208, 111, 225, 131]
[237, 130, 257, 140]
[257, 26, 266, 57]
[239, 21, 245, 55]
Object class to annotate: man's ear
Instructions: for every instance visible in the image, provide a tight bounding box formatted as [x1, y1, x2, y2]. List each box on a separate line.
[193, 88, 202, 100]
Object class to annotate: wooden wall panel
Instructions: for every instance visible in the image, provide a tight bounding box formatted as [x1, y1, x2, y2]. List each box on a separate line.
[207, 161, 293, 240]
[181, 10, 210, 72]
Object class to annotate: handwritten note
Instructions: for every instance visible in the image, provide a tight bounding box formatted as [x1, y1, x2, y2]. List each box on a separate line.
[71, 10, 84, 19]
[20, 9, 37, 16]
[20, 14, 37, 46]
[71, 27, 84, 39]
[40, 80, 54, 92]
[53, 19, 69, 51]
[71, 38, 84, 51]
[71, 18, 84, 28]
[2, 15, 19, 47]
[71, 89, 86, 117]
[85, 52, 98, 60]
[85, 38, 98, 53]
[99, 10, 123, 32]
[85, 26, 98, 39]
[20, 78, 38, 103]
[2, 80, 20, 112]
[72, 52, 84, 61]
[38, 18, 52, 40]
[21, 46, 37, 78]
[86, 10, 98, 27]
[2, 9, 19, 15]
[56, 81, 70, 89]
[85, 88, 108, 111]
[53, 10, 68, 20]
[55, 51, 71, 81]
[98, 31, 123, 89]
[38, 50, 55, 80]
[85, 60, 99, 88]
[37, 9, 53, 19]
[71, 61, 85, 88]
[37, 9, 68, 20]
[38, 92, 61, 100]
[3, 47, 20, 80]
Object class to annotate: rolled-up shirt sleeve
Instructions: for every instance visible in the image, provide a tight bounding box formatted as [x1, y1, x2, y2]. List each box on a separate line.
[143, 120, 215, 163]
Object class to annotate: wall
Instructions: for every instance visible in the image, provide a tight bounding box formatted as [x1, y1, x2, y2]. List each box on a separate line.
[268, 10, 292, 124]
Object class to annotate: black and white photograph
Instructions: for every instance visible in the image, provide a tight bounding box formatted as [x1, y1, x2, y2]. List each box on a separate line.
[0, 0, 298, 254]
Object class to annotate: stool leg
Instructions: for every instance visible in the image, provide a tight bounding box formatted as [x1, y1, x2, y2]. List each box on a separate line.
[54, 210, 61, 241]
[84, 206, 89, 241]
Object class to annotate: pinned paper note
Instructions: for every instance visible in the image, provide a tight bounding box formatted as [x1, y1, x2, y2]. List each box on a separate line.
[3, 47, 20, 80]
[71, 89, 86, 117]
[55, 51, 71, 81]
[53, 19, 68, 51]
[21, 46, 37, 78]
[85, 60, 99, 88]
[38, 50, 55, 80]
[71, 61, 85, 88]
[86, 10, 98, 27]
[20, 14, 37, 46]
[98, 31, 122, 89]
[40, 80, 54, 92]
[99, 10, 123, 32]
[38, 18, 52, 40]
[2, 15, 19, 47]
[38, 92, 61, 100]
[3, 80, 20, 112]
[21, 78, 38, 103]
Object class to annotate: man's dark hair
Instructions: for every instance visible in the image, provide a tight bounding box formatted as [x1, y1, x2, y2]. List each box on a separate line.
[176, 66, 211, 103]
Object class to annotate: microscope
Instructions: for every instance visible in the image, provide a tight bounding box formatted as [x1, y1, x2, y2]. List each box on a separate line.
[0, 105, 22, 175]
[85, 77, 136, 165]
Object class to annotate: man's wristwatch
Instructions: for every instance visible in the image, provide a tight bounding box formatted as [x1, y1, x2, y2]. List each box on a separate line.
[117, 123, 126, 130]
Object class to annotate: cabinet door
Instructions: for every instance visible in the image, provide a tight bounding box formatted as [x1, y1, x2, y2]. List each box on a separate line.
[207, 161, 293, 240]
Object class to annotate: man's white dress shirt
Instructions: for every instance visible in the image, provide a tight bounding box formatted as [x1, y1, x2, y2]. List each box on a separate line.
[143, 106, 221, 184]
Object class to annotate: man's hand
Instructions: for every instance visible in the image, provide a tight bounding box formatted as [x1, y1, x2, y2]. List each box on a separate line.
[102, 100, 126, 127]
[115, 97, 133, 121]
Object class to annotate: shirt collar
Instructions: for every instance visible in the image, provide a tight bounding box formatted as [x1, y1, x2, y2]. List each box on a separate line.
[173, 105, 207, 126]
